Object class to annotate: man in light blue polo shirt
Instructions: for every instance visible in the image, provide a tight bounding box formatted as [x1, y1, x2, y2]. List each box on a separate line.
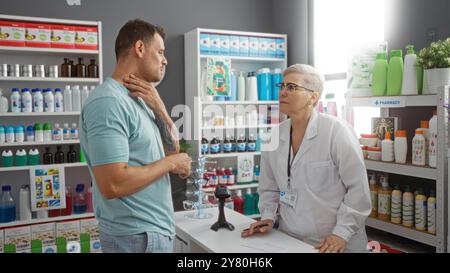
[80, 19, 192, 253]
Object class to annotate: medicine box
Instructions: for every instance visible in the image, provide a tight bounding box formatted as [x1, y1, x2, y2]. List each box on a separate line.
[4, 226, 31, 253]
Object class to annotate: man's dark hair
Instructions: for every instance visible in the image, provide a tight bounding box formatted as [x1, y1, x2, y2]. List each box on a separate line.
[114, 19, 166, 61]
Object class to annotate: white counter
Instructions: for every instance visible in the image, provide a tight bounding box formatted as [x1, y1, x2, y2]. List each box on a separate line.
[174, 207, 316, 253]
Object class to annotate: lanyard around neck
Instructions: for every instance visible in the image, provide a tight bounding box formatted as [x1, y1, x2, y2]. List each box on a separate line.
[287, 126, 293, 188]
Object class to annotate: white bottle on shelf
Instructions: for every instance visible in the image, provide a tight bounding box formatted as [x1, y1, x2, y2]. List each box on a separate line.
[43, 88, 54, 112]
[10, 88, 22, 113]
[72, 85, 81, 111]
[418, 120, 429, 165]
[427, 190, 436, 234]
[19, 185, 32, 221]
[394, 130, 407, 164]
[21, 88, 33, 113]
[81, 86, 89, 107]
[237, 71, 246, 101]
[64, 85, 73, 112]
[381, 131, 394, 162]
[412, 129, 426, 166]
[52, 123, 63, 141]
[402, 45, 418, 95]
[428, 110, 437, 168]
[245, 72, 258, 101]
[33, 88, 44, 113]
[54, 88, 64, 112]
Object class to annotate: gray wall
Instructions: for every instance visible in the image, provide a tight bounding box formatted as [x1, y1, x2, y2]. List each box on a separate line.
[0, 0, 276, 111]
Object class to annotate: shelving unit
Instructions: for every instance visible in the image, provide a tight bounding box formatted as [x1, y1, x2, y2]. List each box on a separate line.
[0, 212, 94, 229]
[0, 14, 102, 229]
[348, 87, 449, 252]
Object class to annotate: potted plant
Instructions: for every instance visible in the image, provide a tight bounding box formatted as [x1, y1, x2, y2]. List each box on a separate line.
[417, 38, 450, 94]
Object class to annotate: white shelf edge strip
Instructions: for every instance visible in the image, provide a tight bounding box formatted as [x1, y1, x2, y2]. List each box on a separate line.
[0, 213, 95, 229]
[364, 160, 437, 180]
[0, 162, 87, 172]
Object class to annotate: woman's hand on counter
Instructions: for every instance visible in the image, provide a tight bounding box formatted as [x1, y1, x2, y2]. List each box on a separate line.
[241, 219, 274, 238]
[315, 234, 347, 253]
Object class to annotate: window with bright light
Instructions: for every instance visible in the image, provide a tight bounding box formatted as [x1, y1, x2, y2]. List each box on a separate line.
[313, 0, 386, 136]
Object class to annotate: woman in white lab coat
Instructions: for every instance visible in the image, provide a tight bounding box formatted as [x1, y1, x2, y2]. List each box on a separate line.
[242, 64, 372, 253]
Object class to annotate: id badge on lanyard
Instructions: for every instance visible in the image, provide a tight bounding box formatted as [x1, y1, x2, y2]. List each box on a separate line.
[280, 126, 298, 209]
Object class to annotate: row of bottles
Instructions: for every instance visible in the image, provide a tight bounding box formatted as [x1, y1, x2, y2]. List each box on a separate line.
[372, 45, 423, 96]
[0, 183, 93, 223]
[203, 165, 260, 188]
[232, 189, 260, 216]
[0, 122, 78, 144]
[368, 173, 436, 234]
[1, 145, 80, 167]
[60, 57, 98, 78]
[201, 134, 259, 154]
[7, 85, 94, 113]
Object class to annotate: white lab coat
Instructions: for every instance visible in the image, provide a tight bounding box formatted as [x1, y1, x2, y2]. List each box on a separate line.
[258, 109, 372, 252]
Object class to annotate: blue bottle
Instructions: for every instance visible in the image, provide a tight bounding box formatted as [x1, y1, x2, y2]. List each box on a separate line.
[73, 184, 87, 214]
[257, 68, 271, 101]
[230, 70, 237, 101]
[0, 185, 16, 223]
[271, 68, 283, 100]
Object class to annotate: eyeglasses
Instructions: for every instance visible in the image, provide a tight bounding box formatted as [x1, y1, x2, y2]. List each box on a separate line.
[275, 82, 315, 93]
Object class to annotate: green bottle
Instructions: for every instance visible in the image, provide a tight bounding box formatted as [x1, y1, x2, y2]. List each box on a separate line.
[387, 50, 404, 96]
[243, 188, 254, 215]
[372, 52, 388, 96]
[252, 192, 260, 215]
[80, 148, 86, 163]
[416, 65, 424, 95]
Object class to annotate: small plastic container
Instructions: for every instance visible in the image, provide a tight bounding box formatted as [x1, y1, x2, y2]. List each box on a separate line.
[361, 146, 368, 159]
[367, 147, 382, 161]
[360, 134, 379, 147]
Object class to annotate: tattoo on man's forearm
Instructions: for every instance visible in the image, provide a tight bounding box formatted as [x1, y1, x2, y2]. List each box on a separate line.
[154, 112, 178, 151]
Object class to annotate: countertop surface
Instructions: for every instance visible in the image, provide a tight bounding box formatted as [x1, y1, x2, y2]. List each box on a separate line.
[174, 207, 317, 253]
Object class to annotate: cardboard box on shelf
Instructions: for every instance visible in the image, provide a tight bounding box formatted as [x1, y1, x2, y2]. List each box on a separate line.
[50, 24, 75, 49]
[0, 20, 26, 46]
[74, 26, 98, 50]
[25, 23, 51, 48]
[31, 223, 56, 252]
[32, 245, 57, 253]
[56, 220, 80, 253]
[80, 218, 100, 253]
[4, 226, 31, 253]
[0, 229, 4, 253]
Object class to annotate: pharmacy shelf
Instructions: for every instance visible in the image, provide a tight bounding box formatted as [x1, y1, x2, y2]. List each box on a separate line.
[202, 124, 277, 130]
[364, 160, 437, 180]
[0, 45, 99, 56]
[203, 152, 261, 158]
[0, 77, 100, 83]
[0, 213, 94, 229]
[0, 111, 80, 117]
[366, 217, 436, 247]
[201, 100, 279, 105]
[202, 182, 259, 192]
[349, 94, 438, 107]
[0, 162, 87, 172]
[0, 140, 79, 147]
[200, 55, 285, 63]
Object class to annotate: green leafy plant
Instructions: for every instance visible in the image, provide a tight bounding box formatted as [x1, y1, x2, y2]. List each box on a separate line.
[417, 38, 450, 69]
[179, 138, 192, 154]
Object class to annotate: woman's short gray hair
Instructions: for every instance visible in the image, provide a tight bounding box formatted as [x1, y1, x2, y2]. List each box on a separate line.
[283, 64, 324, 95]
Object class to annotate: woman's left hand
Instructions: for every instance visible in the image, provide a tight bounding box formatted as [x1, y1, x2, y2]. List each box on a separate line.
[315, 234, 347, 253]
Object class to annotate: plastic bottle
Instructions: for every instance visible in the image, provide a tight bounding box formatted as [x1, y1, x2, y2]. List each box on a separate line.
[15, 125, 25, 143]
[247, 134, 257, 152]
[394, 130, 407, 164]
[43, 147, 53, 164]
[237, 71, 246, 101]
[81, 85, 89, 107]
[201, 136, 209, 155]
[233, 189, 244, 214]
[34, 123, 44, 142]
[391, 184, 402, 224]
[0, 126, 5, 143]
[243, 188, 254, 215]
[252, 192, 260, 214]
[63, 123, 71, 140]
[257, 68, 271, 101]
[21, 88, 33, 113]
[245, 72, 258, 101]
[412, 129, 426, 166]
[210, 136, 220, 154]
[372, 52, 388, 96]
[61, 186, 72, 216]
[217, 168, 226, 186]
[415, 188, 427, 231]
[428, 110, 437, 168]
[223, 135, 232, 153]
[271, 68, 283, 100]
[43, 123, 52, 142]
[402, 45, 418, 95]
[230, 70, 237, 101]
[226, 168, 235, 185]
[402, 185, 414, 227]
[43, 88, 54, 112]
[73, 184, 87, 214]
[418, 120, 430, 165]
[67, 145, 77, 163]
[0, 89, 8, 113]
[28, 148, 40, 165]
[5, 126, 15, 143]
[15, 149, 27, 166]
[70, 123, 79, 139]
[387, 49, 404, 96]
[427, 190, 436, 234]
[86, 182, 93, 213]
[10, 87, 22, 112]
[19, 185, 32, 220]
[63, 85, 72, 112]
[52, 123, 63, 141]
[1, 150, 14, 167]
[26, 125, 34, 142]
[54, 146, 65, 164]
[0, 185, 16, 223]
[377, 178, 391, 221]
[72, 85, 81, 111]
[254, 165, 260, 182]
[33, 88, 43, 112]
[381, 131, 394, 162]
[237, 134, 247, 153]
[54, 88, 63, 112]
